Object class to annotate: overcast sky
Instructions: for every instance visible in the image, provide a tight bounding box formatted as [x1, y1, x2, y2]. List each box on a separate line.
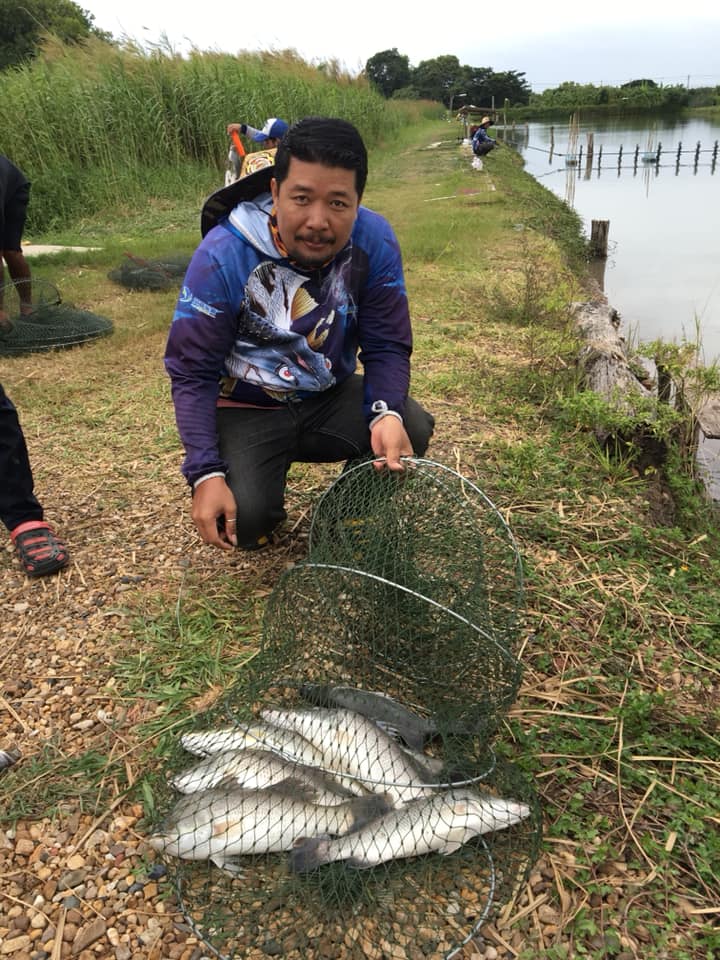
[83, 0, 720, 91]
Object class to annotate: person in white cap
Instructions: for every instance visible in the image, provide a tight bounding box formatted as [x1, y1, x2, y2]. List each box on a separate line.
[226, 117, 289, 148]
[224, 118, 290, 183]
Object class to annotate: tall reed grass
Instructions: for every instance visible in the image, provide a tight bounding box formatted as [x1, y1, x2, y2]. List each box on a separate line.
[0, 40, 413, 232]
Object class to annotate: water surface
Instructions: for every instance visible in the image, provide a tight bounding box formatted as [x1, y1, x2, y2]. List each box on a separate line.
[506, 115, 720, 495]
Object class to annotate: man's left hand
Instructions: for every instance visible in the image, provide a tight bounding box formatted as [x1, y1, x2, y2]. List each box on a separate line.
[370, 415, 413, 472]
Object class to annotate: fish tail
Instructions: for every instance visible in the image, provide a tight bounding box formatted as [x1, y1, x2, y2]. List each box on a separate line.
[349, 793, 392, 832]
[289, 836, 330, 873]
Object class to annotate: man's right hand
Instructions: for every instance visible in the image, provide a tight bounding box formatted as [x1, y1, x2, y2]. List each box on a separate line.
[191, 476, 238, 550]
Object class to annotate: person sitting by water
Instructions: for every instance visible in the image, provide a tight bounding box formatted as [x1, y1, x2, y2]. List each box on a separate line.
[472, 117, 497, 157]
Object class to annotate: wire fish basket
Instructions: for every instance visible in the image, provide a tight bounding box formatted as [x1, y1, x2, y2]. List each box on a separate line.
[158, 746, 540, 960]
[152, 459, 537, 959]
[107, 252, 191, 291]
[307, 458, 524, 651]
[0, 279, 113, 355]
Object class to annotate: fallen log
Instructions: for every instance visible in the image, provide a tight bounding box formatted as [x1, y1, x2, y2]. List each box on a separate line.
[572, 299, 653, 412]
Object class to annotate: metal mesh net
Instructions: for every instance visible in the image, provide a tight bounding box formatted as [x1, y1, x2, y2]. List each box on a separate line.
[0, 279, 113, 355]
[107, 253, 191, 291]
[151, 459, 538, 959]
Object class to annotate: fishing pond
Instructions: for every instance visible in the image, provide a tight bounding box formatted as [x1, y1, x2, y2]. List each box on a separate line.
[505, 114, 720, 497]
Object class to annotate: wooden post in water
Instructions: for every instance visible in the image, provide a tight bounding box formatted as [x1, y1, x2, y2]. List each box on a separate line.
[590, 220, 610, 258]
[634, 144, 640, 168]
[695, 141, 701, 163]
[656, 142, 662, 164]
[597, 145, 603, 171]
[585, 133, 594, 178]
[677, 141, 682, 162]
[617, 145, 623, 169]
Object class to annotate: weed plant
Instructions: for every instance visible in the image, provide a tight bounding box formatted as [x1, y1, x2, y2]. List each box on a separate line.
[0, 40, 429, 232]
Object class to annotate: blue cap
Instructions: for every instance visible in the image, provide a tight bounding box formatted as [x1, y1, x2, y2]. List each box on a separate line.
[253, 118, 289, 142]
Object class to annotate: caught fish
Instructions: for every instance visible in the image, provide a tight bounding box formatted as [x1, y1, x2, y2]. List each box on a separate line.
[299, 684, 438, 752]
[179, 721, 367, 796]
[260, 707, 439, 805]
[180, 721, 295, 758]
[169, 747, 355, 804]
[290, 787, 531, 872]
[148, 786, 390, 874]
[0, 744, 21, 772]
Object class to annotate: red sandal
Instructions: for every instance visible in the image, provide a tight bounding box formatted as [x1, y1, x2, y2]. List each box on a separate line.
[10, 521, 69, 577]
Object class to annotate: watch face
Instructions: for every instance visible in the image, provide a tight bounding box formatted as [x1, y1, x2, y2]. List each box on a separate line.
[372, 401, 388, 413]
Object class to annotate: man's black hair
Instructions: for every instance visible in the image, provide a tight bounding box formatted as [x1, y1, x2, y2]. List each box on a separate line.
[273, 117, 368, 199]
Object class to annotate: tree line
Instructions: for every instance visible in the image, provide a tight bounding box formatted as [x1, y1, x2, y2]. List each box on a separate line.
[0, 0, 111, 70]
[528, 78, 720, 112]
[364, 48, 531, 108]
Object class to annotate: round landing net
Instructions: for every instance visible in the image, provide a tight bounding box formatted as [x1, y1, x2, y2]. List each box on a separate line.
[0, 279, 113, 355]
[152, 459, 537, 958]
[107, 253, 191, 291]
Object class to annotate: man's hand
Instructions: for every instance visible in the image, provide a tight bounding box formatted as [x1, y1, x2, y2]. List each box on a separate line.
[226, 123, 243, 135]
[370, 415, 413, 472]
[191, 476, 238, 550]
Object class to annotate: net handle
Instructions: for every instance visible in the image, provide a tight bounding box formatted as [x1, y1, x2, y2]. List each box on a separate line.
[231, 130, 246, 157]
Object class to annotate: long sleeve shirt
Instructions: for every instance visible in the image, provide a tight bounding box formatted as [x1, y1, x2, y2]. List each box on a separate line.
[164, 193, 413, 486]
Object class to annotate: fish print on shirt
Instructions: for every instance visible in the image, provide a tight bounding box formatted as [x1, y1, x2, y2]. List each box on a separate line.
[223, 257, 356, 399]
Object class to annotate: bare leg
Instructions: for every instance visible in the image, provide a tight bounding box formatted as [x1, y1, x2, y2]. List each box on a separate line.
[2, 249, 32, 312]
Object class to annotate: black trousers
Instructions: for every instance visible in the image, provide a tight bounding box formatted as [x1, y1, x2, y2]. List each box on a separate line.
[0, 381, 43, 532]
[216, 375, 435, 549]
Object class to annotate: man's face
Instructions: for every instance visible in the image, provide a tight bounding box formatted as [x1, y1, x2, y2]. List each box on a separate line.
[270, 158, 360, 268]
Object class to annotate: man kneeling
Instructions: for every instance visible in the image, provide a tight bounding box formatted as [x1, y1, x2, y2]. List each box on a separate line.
[165, 117, 434, 551]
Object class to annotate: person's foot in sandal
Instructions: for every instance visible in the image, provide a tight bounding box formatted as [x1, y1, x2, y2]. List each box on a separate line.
[10, 520, 69, 577]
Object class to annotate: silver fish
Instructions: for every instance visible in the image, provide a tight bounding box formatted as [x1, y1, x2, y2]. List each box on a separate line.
[260, 707, 438, 805]
[169, 747, 355, 804]
[290, 787, 531, 872]
[0, 744, 21, 771]
[299, 684, 438, 752]
[148, 786, 389, 874]
[179, 722, 367, 796]
[180, 721, 302, 758]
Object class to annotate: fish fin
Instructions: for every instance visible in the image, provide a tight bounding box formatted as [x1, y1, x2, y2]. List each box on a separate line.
[374, 719, 428, 753]
[288, 836, 330, 873]
[268, 777, 317, 802]
[440, 840, 465, 855]
[210, 854, 245, 876]
[348, 793, 392, 832]
[345, 856, 374, 869]
[214, 773, 238, 790]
